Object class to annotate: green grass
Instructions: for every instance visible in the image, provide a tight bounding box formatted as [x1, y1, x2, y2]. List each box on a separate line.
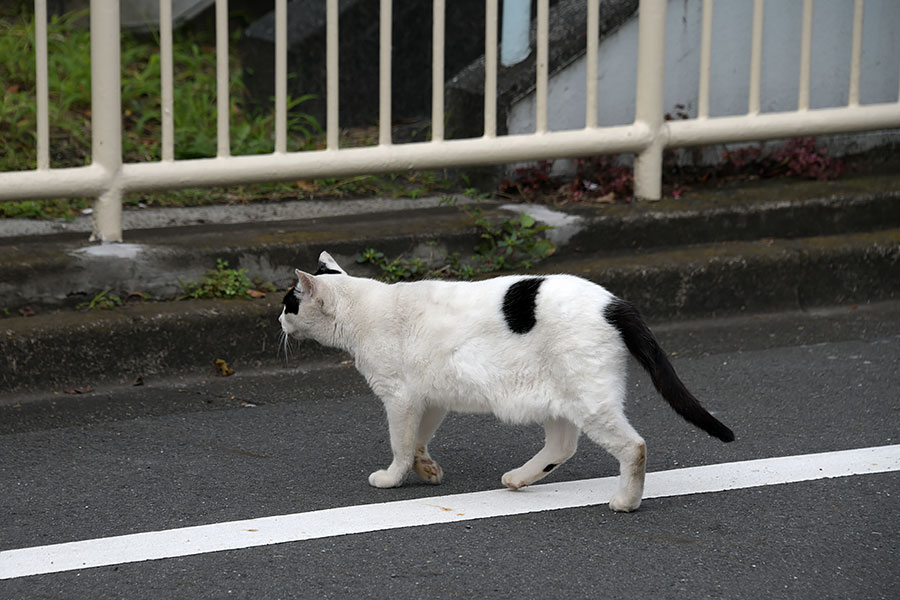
[177, 259, 270, 300]
[0, 7, 454, 220]
[358, 199, 556, 282]
[0, 7, 318, 169]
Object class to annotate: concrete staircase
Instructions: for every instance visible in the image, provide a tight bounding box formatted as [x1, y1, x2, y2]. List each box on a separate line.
[1, 171, 898, 393]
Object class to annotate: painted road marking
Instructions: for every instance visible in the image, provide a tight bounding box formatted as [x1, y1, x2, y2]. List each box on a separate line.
[2, 444, 899, 580]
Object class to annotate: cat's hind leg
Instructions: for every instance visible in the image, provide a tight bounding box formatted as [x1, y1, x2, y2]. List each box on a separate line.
[502, 417, 580, 490]
[413, 406, 447, 484]
[582, 412, 646, 512]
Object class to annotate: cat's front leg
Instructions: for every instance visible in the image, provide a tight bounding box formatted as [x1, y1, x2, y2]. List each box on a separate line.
[369, 401, 422, 488]
[412, 406, 447, 484]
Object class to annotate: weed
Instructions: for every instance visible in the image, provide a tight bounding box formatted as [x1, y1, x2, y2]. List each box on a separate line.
[567, 157, 634, 203]
[719, 137, 844, 181]
[497, 160, 555, 200]
[357, 201, 555, 283]
[76, 289, 123, 311]
[500, 136, 844, 204]
[178, 259, 257, 300]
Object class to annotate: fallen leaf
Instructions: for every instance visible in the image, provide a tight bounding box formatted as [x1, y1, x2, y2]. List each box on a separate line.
[295, 180, 319, 192]
[64, 386, 93, 395]
[591, 192, 616, 204]
[19, 306, 36, 317]
[246, 289, 266, 299]
[133, 375, 144, 386]
[215, 358, 235, 377]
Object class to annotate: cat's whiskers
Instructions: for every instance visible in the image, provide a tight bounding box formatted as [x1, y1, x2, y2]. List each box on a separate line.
[278, 328, 293, 361]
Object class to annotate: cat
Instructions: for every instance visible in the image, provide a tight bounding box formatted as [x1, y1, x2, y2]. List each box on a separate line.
[279, 251, 734, 512]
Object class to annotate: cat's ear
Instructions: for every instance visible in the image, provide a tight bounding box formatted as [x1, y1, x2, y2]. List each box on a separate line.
[316, 251, 346, 275]
[295, 269, 334, 309]
[295, 269, 318, 296]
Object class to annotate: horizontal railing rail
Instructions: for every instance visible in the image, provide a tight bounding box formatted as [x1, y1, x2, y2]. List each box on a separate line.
[2, 0, 899, 242]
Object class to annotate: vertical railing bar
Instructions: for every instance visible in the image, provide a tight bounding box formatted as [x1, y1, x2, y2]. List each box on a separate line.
[585, 0, 599, 128]
[379, 0, 392, 146]
[34, 0, 49, 170]
[274, 0, 287, 153]
[697, 0, 713, 119]
[160, 0, 175, 161]
[748, 0, 764, 115]
[535, 0, 549, 134]
[431, 0, 445, 142]
[89, 0, 123, 242]
[484, 0, 498, 138]
[326, 0, 339, 150]
[848, 0, 864, 107]
[216, 0, 230, 156]
[798, 0, 813, 111]
[633, 0, 667, 201]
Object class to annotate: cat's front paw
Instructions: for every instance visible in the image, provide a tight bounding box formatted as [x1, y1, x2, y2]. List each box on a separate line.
[368, 469, 405, 488]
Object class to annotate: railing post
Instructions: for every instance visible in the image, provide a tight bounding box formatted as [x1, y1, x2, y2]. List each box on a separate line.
[89, 0, 123, 242]
[633, 0, 667, 201]
[35, 0, 50, 171]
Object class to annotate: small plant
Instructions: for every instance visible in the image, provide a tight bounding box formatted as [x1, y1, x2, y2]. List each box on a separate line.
[358, 249, 430, 282]
[497, 160, 555, 200]
[719, 137, 843, 181]
[567, 157, 635, 203]
[178, 259, 257, 300]
[464, 205, 556, 271]
[76, 289, 123, 311]
[358, 201, 555, 283]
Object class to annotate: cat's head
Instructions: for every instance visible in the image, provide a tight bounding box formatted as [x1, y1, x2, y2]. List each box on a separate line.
[279, 251, 346, 343]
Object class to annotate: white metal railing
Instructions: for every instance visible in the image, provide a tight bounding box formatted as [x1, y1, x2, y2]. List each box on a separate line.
[2, 0, 900, 242]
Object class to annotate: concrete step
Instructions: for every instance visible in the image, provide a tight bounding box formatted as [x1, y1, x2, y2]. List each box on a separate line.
[2, 227, 897, 394]
[2, 171, 897, 314]
[535, 228, 900, 319]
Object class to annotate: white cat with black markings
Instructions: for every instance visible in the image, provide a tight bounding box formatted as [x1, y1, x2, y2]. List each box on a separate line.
[280, 251, 734, 512]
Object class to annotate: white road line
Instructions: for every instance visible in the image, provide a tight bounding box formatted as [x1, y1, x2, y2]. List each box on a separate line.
[2, 445, 899, 580]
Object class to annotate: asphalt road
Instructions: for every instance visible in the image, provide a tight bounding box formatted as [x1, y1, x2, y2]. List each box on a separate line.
[2, 304, 899, 599]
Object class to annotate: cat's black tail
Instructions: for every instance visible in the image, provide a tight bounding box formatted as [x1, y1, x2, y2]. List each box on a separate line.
[604, 298, 735, 443]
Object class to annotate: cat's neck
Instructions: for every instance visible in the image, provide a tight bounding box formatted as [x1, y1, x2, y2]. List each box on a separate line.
[326, 276, 392, 355]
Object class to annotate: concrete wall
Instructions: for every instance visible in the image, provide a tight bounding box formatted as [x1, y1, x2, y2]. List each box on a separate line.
[508, 0, 900, 157]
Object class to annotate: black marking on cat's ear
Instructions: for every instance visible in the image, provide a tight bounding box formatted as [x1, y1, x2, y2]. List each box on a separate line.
[315, 263, 342, 276]
[282, 286, 300, 315]
[542, 463, 557, 473]
[502, 277, 545, 334]
[316, 251, 345, 275]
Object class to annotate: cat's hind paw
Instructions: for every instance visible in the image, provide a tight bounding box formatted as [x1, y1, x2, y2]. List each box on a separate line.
[501, 469, 529, 490]
[609, 493, 641, 512]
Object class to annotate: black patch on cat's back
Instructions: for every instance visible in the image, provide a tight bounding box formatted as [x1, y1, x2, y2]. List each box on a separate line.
[502, 277, 545, 334]
[282, 287, 300, 314]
